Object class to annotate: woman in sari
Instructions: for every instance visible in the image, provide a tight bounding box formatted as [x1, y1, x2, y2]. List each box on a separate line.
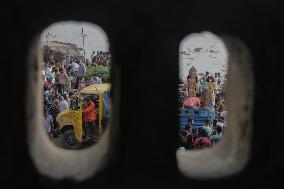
[204, 76, 217, 111]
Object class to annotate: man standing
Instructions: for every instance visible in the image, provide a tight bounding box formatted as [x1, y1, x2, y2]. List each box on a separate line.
[76, 60, 86, 89]
[202, 119, 212, 137]
[57, 67, 70, 95]
[45, 63, 53, 81]
[204, 71, 209, 81]
[210, 125, 223, 145]
[82, 97, 97, 140]
[59, 96, 69, 112]
[214, 72, 221, 86]
[67, 59, 79, 75]
[91, 51, 97, 64]
[43, 109, 54, 137]
[77, 60, 86, 79]
[49, 100, 60, 133]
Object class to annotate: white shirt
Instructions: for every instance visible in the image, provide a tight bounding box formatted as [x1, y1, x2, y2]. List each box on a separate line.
[214, 76, 220, 84]
[72, 62, 79, 72]
[216, 121, 224, 128]
[91, 77, 102, 84]
[59, 100, 69, 112]
[43, 114, 53, 134]
[221, 111, 227, 118]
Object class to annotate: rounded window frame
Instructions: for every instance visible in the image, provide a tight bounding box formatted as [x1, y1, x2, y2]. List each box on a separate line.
[26, 21, 120, 181]
[177, 35, 254, 179]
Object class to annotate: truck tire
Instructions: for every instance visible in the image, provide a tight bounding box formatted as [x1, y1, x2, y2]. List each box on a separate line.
[61, 128, 81, 150]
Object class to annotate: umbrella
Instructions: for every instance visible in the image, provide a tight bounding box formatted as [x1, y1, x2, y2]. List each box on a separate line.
[183, 97, 200, 107]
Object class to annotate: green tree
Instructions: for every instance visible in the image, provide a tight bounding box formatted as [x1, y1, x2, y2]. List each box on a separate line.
[85, 65, 110, 83]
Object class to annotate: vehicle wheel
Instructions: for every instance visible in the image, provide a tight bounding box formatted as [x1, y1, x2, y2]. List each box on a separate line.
[61, 128, 81, 150]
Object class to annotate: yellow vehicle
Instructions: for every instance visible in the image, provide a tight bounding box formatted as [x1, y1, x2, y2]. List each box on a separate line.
[56, 83, 111, 149]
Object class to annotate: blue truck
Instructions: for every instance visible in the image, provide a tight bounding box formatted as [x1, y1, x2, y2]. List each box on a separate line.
[179, 107, 215, 129]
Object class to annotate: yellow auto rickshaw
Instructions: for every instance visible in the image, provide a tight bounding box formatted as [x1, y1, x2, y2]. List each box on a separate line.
[56, 83, 111, 149]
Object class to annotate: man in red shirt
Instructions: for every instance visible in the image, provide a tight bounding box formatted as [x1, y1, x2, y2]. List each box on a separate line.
[82, 97, 97, 140]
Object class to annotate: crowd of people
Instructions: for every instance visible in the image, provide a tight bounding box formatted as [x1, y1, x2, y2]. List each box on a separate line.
[91, 51, 111, 66]
[178, 66, 227, 150]
[42, 51, 109, 138]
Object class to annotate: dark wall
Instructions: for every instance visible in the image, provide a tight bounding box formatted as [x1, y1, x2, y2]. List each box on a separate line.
[1, 0, 284, 188]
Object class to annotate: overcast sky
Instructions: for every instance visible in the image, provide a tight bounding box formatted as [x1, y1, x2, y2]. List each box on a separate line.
[40, 21, 109, 60]
[179, 31, 228, 81]
[40, 23, 227, 79]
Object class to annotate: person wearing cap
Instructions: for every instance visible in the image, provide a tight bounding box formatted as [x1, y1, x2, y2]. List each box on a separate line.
[82, 97, 97, 140]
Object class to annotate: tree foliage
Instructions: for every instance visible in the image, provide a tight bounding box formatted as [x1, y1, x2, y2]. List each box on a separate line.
[84, 65, 110, 83]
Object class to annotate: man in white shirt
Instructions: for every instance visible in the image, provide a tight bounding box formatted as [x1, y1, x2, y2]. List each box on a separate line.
[59, 96, 69, 112]
[77, 60, 86, 79]
[67, 60, 79, 73]
[43, 109, 54, 136]
[45, 63, 53, 80]
[214, 73, 221, 85]
[72, 61, 79, 72]
[221, 110, 227, 119]
[91, 76, 102, 84]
